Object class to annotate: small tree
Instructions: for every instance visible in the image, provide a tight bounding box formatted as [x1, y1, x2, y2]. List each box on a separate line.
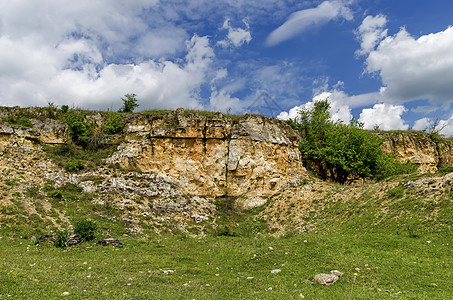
[119, 93, 139, 113]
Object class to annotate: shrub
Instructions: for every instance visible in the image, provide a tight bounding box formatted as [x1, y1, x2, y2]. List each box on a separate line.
[216, 225, 238, 237]
[64, 159, 84, 172]
[104, 114, 123, 134]
[54, 230, 68, 248]
[60, 105, 69, 114]
[74, 219, 97, 242]
[65, 111, 93, 146]
[6, 114, 33, 128]
[288, 99, 416, 183]
[119, 93, 139, 113]
[47, 190, 63, 200]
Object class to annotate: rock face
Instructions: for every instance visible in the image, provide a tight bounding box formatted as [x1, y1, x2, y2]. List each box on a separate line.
[106, 110, 305, 202]
[380, 132, 439, 173]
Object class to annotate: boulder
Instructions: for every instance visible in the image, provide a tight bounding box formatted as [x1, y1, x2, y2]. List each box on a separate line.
[35, 232, 56, 245]
[97, 236, 123, 248]
[66, 233, 82, 246]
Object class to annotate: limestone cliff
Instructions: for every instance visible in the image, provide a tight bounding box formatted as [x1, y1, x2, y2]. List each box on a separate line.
[106, 109, 305, 202]
[0, 107, 305, 203]
[379, 131, 453, 173]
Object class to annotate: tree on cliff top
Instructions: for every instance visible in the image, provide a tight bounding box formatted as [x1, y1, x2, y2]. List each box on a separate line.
[288, 99, 416, 183]
[119, 93, 139, 113]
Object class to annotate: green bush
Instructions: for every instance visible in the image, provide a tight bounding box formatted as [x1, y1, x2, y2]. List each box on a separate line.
[47, 190, 63, 200]
[64, 159, 84, 172]
[104, 114, 123, 134]
[288, 99, 416, 183]
[54, 231, 68, 248]
[74, 219, 97, 241]
[65, 111, 93, 146]
[60, 105, 69, 114]
[216, 225, 238, 237]
[6, 114, 33, 128]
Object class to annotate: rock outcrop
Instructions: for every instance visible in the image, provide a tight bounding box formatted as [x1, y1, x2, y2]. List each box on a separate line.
[106, 110, 305, 202]
[380, 132, 439, 173]
[0, 107, 305, 206]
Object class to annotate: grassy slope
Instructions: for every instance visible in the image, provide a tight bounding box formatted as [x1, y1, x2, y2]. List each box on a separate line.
[1, 172, 452, 299]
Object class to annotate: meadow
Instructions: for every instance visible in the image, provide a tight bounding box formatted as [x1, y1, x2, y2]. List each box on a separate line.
[1, 229, 451, 299]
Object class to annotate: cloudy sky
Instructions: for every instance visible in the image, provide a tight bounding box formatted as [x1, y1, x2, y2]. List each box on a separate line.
[1, 0, 453, 134]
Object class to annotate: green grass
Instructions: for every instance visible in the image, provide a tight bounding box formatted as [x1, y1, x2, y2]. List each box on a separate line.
[0, 231, 451, 299]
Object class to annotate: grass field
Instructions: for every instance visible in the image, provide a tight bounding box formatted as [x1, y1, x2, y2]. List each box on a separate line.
[1, 229, 451, 299]
[1, 170, 453, 299]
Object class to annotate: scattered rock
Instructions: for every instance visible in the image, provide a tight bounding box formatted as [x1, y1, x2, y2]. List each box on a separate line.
[314, 270, 344, 286]
[35, 233, 56, 245]
[271, 269, 281, 274]
[66, 233, 82, 246]
[97, 236, 123, 248]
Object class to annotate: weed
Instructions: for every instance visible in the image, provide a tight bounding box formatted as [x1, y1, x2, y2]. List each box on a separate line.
[74, 219, 97, 241]
[54, 230, 68, 248]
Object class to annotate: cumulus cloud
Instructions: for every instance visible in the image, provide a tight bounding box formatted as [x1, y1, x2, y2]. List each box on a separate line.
[412, 117, 431, 131]
[360, 18, 453, 104]
[278, 88, 379, 123]
[218, 19, 252, 48]
[358, 103, 409, 130]
[355, 15, 387, 56]
[412, 116, 453, 137]
[209, 88, 243, 114]
[0, 1, 219, 110]
[266, 0, 353, 46]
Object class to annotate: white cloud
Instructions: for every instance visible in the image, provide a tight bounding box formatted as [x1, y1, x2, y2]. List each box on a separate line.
[362, 22, 453, 104]
[355, 15, 387, 56]
[0, 1, 220, 110]
[266, 0, 353, 46]
[412, 116, 453, 137]
[358, 103, 409, 130]
[437, 117, 453, 137]
[209, 88, 242, 114]
[218, 19, 252, 48]
[0, 32, 213, 110]
[412, 118, 431, 131]
[277, 88, 379, 123]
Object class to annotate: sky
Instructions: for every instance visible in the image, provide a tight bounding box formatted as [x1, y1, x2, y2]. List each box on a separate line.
[1, 0, 453, 135]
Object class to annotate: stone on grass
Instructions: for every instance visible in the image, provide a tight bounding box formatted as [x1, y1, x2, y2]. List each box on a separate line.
[97, 236, 123, 248]
[314, 270, 344, 286]
[271, 269, 281, 274]
[35, 233, 56, 245]
[66, 233, 82, 246]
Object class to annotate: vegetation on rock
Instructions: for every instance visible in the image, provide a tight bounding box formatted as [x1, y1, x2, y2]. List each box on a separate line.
[287, 99, 417, 183]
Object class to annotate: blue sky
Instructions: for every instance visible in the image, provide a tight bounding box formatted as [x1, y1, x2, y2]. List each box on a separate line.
[1, 0, 453, 134]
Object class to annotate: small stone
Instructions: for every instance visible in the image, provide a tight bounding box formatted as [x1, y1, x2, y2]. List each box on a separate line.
[247, 277, 254, 280]
[62, 292, 70, 296]
[313, 270, 343, 286]
[97, 236, 123, 248]
[271, 269, 281, 274]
